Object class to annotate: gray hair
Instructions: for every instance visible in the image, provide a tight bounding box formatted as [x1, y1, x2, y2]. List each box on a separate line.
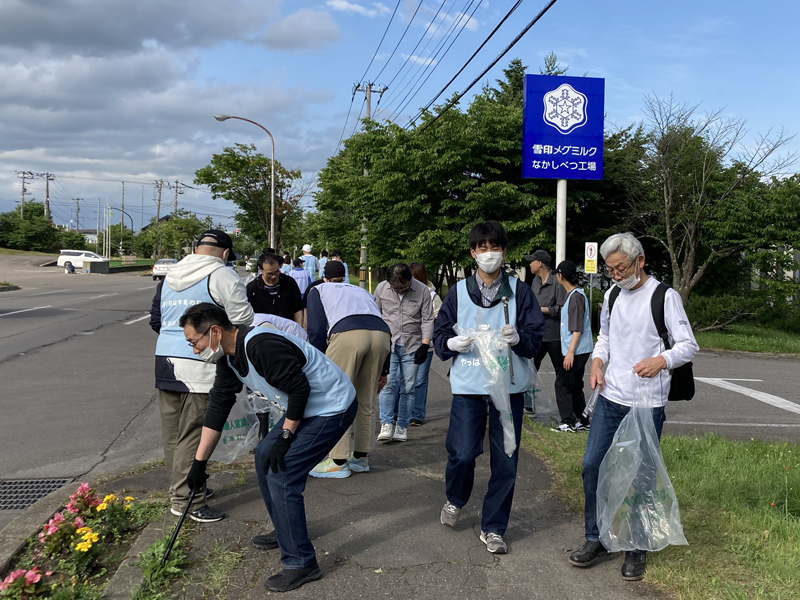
[600, 233, 644, 262]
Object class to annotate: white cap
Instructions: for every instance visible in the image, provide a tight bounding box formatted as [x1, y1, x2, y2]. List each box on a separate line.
[302, 244, 312, 252]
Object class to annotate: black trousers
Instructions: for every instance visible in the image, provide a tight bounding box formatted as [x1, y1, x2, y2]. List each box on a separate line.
[559, 352, 591, 426]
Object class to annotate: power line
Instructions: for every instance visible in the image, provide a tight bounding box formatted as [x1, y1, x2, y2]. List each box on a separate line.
[334, 89, 358, 154]
[406, 0, 527, 126]
[357, 0, 404, 83]
[415, 0, 561, 133]
[373, 0, 426, 82]
[350, 96, 367, 137]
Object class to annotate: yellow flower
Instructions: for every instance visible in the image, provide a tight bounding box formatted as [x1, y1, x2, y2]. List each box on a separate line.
[124, 505, 130, 511]
[76, 527, 90, 535]
[74, 541, 92, 552]
[82, 532, 99, 543]
[96, 503, 108, 512]
[103, 494, 117, 503]
[124, 496, 135, 502]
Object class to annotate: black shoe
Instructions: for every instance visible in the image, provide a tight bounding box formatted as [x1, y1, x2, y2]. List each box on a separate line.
[569, 541, 608, 567]
[263, 561, 322, 592]
[621, 551, 647, 581]
[170, 504, 224, 523]
[523, 407, 534, 415]
[252, 531, 279, 550]
[409, 418, 423, 426]
[204, 488, 214, 500]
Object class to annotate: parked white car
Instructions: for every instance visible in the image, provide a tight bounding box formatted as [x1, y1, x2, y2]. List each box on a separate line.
[57, 250, 108, 269]
[152, 258, 178, 281]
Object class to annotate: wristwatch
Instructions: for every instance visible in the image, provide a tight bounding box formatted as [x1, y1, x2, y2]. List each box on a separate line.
[279, 428, 294, 440]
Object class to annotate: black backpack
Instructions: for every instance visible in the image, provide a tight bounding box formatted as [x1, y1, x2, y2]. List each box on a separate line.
[607, 282, 695, 401]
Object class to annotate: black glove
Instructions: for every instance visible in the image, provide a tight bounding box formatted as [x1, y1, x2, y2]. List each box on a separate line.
[186, 459, 208, 493]
[264, 435, 294, 473]
[413, 343, 430, 365]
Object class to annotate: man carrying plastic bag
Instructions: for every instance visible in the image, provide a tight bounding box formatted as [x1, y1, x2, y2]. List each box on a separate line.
[434, 221, 544, 554]
[569, 233, 698, 581]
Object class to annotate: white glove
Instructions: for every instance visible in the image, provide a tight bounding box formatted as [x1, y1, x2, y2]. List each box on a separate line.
[447, 335, 474, 353]
[501, 324, 520, 346]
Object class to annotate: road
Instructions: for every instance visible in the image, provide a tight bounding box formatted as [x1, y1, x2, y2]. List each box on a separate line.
[0, 254, 798, 529]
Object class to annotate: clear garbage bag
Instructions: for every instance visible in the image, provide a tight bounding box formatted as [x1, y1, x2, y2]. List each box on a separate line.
[525, 361, 556, 416]
[454, 310, 516, 456]
[596, 372, 688, 552]
[210, 390, 284, 464]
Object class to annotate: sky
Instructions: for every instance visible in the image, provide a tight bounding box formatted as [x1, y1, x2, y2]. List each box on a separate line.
[0, 0, 797, 233]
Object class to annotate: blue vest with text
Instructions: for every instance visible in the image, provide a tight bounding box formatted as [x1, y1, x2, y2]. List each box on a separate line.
[155, 276, 218, 359]
[560, 288, 594, 356]
[230, 327, 355, 418]
[450, 277, 529, 395]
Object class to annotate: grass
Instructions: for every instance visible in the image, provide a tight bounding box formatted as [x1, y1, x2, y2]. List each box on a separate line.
[694, 323, 800, 355]
[197, 543, 245, 597]
[107, 258, 155, 267]
[521, 420, 800, 600]
[132, 532, 192, 600]
[0, 247, 57, 256]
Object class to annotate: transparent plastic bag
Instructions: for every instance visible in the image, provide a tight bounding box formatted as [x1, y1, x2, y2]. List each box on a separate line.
[596, 372, 688, 552]
[454, 310, 516, 456]
[525, 361, 556, 416]
[210, 390, 284, 464]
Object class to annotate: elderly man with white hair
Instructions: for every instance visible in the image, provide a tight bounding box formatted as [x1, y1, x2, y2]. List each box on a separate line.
[300, 244, 319, 280]
[568, 232, 698, 581]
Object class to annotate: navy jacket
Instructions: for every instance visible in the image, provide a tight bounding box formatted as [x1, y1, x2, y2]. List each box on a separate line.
[434, 272, 545, 363]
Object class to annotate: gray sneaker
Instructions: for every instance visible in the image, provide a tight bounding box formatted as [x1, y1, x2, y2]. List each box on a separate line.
[440, 500, 460, 527]
[480, 531, 507, 554]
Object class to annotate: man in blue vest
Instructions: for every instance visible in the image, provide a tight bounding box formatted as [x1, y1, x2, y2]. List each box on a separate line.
[149, 229, 252, 523]
[181, 302, 357, 593]
[434, 221, 545, 554]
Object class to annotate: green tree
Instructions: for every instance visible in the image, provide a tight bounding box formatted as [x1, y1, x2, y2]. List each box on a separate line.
[194, 143, 312, 252]
[0, 201, 59, 252]
[56, 229, 87, 251]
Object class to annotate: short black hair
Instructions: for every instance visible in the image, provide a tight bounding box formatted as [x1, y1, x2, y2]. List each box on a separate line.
[321, 250, 329, 257]
[179, 302, 234, 332]
[468, 220, 508, 250]
[263, 247, 275, 255]
[258, 253, 280, 270]
[330, 249, 342, 258]
[386, 263, 412, 285]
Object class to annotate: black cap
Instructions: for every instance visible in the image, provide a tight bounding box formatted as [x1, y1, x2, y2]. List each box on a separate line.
[523, 249, 551, 265]
[556, 260, 578, 280]
[330, 249, 342, 258]
[324, 260, 346, 279]
[197, 229, 235, 260]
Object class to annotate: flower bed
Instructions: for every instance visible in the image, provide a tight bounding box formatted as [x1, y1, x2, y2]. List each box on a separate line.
[1, 483, 166, 599]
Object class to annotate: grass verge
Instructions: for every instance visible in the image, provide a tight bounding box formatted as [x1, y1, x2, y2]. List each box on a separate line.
[0, 247, 57, 256]
[694, 323, 800, 355]
[132, 532, 191, 600]
[521, 420, 800, 600]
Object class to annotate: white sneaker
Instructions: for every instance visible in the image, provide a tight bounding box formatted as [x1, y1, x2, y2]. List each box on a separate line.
[377, 423, 394, 441]
[550, 423, 576, 433]
[392, 426, 408, 442]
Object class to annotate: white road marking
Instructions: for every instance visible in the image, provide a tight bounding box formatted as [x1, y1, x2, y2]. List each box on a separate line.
[670, 420, 800, 428]
[0, 289, 68, 299]
[123, 314, 150, 325]
[137, 286, 156, 291]
[0, 305, 52, 317]
[78, 332, 95, 335]
[88, 293, 119, 299]
[722, 379, 763, 382]
[695, 377, 800, 416]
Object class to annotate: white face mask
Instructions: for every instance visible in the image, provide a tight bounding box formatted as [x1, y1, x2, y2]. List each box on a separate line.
[615, 263, 641, 290]
[198, 329, 225, 363]
[475, 251, 504, 274]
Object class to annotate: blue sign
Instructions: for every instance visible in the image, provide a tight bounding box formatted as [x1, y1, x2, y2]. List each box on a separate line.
[522, 74, 605, 180]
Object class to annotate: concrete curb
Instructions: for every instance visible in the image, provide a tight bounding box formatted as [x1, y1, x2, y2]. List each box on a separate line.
[101, 513, 170, 600]
[0, 285, 20, 292]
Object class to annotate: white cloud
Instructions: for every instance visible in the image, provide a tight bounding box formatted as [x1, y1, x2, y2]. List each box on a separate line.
[258, 9, 341, 51]
[326, 0, 390, 18]
[400, 53, 436, 67]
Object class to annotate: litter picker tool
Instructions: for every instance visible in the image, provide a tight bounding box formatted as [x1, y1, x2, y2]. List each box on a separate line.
[161, 489, 195, 567]
[502, 297, 515, 385]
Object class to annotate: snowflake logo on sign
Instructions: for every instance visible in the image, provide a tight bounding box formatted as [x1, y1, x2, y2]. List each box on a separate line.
[543, 83, 588, 134]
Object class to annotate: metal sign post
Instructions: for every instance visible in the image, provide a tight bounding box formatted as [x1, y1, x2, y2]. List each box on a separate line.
[584, 242, 598, 330]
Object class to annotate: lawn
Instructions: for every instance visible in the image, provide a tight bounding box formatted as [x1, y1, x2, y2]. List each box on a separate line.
[108, 258, 156, 267]
[522, 420, 800, 600]
[694, 323, 800, 355]
[0, 247, 57, 256]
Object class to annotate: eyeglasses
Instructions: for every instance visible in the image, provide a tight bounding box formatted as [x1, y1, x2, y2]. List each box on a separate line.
[605, 262, 635, 277]
[187, 327, 211, 348]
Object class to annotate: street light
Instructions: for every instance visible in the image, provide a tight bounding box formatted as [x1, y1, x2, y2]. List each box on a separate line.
[213, 114, 276, 249]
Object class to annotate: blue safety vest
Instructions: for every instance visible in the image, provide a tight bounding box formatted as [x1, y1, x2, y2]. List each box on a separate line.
[228, 327, 355, 418]
[560, 288, 594, 356]
[155, 275, 218, 360]
[450, 277, 529, 395]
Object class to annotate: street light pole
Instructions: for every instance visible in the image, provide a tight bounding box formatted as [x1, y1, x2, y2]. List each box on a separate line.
[214, 115, 276, 249]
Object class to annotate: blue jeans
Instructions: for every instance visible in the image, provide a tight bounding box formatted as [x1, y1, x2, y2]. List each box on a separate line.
[445, 393, 524, 536]
[379, 344, 419, 428]
[392, 350, 434, 422]
[582, 395, 666, 549]
[254, 399, 357, 569]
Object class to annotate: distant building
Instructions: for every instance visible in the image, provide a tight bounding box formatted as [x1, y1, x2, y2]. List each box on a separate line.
[140, 215, 173, 231]
[78, 229, 98, 245]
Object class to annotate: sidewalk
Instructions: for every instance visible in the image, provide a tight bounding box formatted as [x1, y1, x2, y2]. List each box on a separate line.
[103, 359, 665, 599]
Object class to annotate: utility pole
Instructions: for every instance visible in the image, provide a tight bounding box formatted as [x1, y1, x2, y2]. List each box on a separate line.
[16, 171, 33, 219]
[120, 182, 125, 256]
[154, 180, 163, 257]
[353, 83, 387, 288]
[173, 179, 180, 213]
[72, 198, 81, 230]
[96, 199, 100, 254]
[44, 173, 54, 220]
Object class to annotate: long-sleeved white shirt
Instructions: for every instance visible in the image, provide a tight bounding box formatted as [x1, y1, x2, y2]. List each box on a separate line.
[592, 277, 699, 407]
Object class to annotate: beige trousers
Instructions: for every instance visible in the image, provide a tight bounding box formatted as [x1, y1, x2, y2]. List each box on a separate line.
[157, 390, 209, 510]
[325, 329, 391, 460]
